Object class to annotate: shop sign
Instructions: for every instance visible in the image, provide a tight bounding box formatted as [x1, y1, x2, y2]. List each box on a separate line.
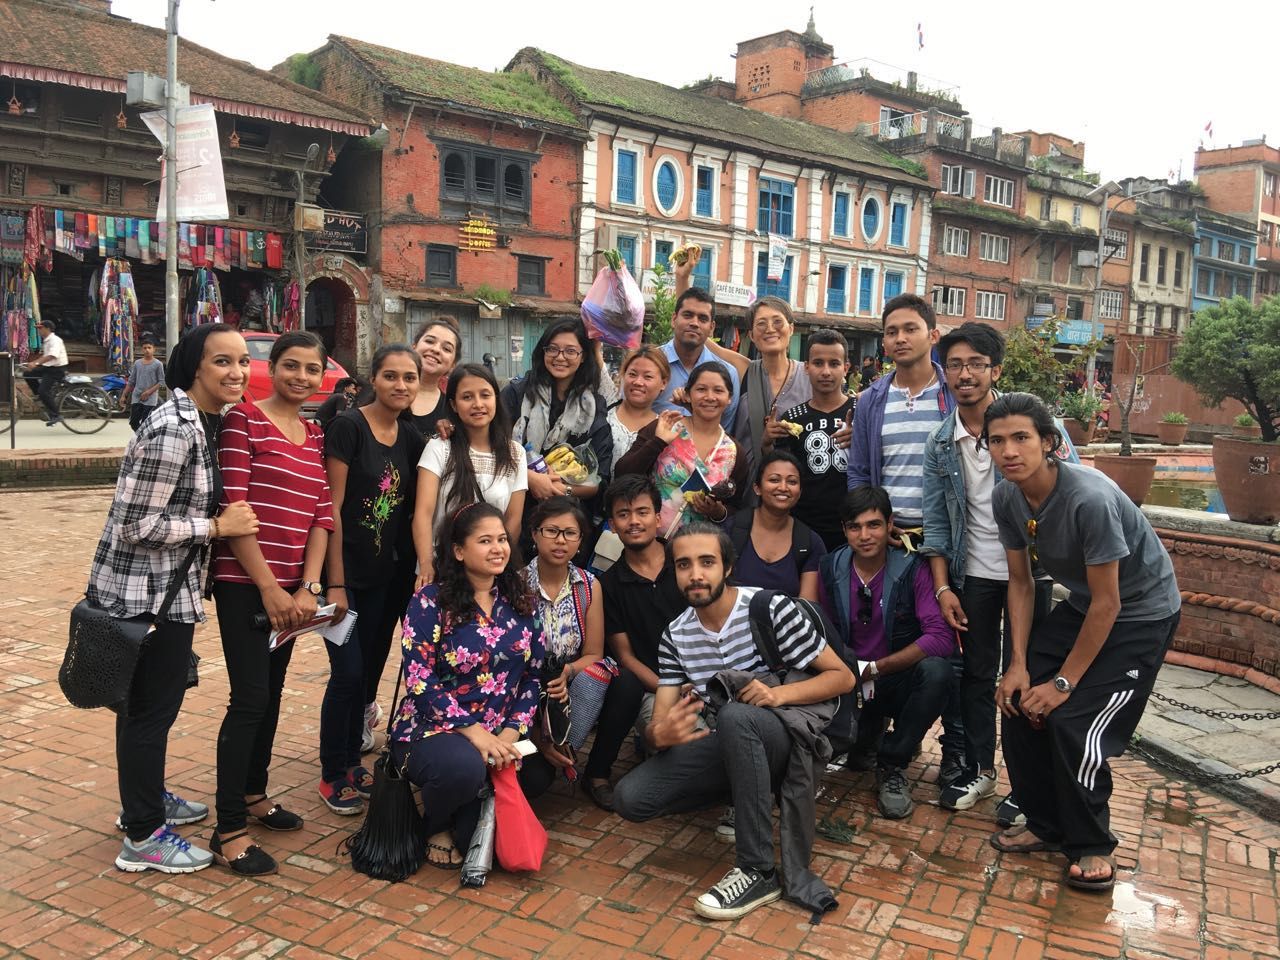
[639, 268, 674, 304]
[142, 103, 228, 222]
[460, 216, 497, 251]
[316, 212, 366, 255]
[766, 234, 788, 281]
[714, 281, 756, 308]
[510, 335, 524, 363]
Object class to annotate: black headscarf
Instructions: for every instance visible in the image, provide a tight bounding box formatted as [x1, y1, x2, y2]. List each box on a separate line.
[165, 322, 237, 391]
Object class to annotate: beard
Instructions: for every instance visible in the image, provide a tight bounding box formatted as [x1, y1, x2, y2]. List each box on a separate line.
[682, 576, 727, 608]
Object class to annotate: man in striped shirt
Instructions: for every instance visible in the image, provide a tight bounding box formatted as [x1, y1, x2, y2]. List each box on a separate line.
[613, 523, 853, 921]
[846, 292, 966, 789]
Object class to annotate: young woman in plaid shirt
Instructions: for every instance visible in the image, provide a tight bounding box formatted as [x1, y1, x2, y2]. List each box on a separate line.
[90, 324, 259, 874]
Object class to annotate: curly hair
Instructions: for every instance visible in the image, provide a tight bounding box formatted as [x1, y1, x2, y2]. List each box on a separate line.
[433, 502, 534, 622]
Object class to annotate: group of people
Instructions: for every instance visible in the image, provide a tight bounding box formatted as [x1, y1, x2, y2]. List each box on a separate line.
[86, 252, 1180, 920]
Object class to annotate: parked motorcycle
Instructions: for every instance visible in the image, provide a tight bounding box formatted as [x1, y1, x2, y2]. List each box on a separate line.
[99, 373, 128, 412]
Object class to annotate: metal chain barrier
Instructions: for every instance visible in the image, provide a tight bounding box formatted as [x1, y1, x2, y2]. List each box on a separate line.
[1148, 689, 1280, 722]
[1137, 690, 1280, 782]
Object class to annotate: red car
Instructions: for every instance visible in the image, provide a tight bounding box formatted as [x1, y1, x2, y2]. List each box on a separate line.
[242, 332, 350, 413]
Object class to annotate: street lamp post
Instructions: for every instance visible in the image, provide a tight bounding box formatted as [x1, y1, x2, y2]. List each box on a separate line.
[163, 0, 180, 351]
[294, 143, 320, 331]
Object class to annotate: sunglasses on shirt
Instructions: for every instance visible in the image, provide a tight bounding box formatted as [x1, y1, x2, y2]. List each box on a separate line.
[857, 584, 874, 626]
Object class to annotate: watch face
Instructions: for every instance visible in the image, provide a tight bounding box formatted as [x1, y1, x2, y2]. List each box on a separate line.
[1054, 677, 1070, 692]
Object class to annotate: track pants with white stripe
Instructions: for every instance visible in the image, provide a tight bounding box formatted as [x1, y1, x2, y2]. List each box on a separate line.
[1002, 602, 1180, 860]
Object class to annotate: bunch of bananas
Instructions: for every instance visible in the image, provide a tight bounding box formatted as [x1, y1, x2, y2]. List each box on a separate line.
[545, 445, 590, 484]
[668, 243, 703, 267]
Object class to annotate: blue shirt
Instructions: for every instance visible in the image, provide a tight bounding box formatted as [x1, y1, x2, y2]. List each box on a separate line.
[653, 341, 741, 430]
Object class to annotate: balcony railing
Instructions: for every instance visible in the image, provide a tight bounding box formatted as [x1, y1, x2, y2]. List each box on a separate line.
[869, 110, 965, 142]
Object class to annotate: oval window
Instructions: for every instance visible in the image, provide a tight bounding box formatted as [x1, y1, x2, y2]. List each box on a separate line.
[656, 161, 678, 213]
[862, 197, 881, 240]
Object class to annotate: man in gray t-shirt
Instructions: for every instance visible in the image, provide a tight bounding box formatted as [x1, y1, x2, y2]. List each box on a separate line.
[993, 461, 1180, 622]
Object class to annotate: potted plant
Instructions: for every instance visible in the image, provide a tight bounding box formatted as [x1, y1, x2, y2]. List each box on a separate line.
[1093, 341, 1157, 505]
[1058, 389, 1103, 447]
[1172, 295, 1280, 525]
[1233, 412, 1262, 439]
[1158, 411, 1189, 446]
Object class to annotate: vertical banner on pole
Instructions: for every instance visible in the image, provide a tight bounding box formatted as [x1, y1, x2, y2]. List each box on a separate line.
[143, 103, 229, 222]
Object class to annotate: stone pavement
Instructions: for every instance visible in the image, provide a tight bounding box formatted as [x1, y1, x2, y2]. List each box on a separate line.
[2, 487, 1279, 960]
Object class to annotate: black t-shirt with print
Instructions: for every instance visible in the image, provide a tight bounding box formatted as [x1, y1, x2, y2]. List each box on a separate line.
[326, 409, 424, 588]
[777, 396, 856, 551]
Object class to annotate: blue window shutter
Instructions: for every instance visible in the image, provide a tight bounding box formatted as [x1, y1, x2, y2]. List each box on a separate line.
[757, 178, 773, 233]
[617, 150, 637, 204]
[780, 181, 794, 236]
[862, 198, 880, 239]
[883, 271, 903, 302]
[696, 167, 714, 217]
[858, 267, 875, 312]
[758, 178, 795, 236]
[781, 256, 793, 299]
[890, 202, 907, 246]
[756, 252, 768, 292]
[834, 194, 849, 236]
[617, 235, 637, 276]
[692, 250, 712, 291]
[654, 240, 673, 268]
[656, 162, 677, 210]
[826, 265, 847, 312]
[756, 252, 793, 299]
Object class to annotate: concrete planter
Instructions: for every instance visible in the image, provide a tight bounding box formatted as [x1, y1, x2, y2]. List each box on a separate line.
[1093, 454, 1157, 505]
[1212, 435, 1280, 525]
[1157, 421, 1188, 446]
[1063, 418, 1096, 447]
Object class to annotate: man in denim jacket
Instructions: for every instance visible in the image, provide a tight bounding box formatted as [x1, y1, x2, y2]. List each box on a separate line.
[921, 323, 1077, 820]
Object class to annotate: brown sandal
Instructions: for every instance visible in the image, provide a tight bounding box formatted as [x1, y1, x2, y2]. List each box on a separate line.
[426, 841, 462, 871]
[989, 824, 1060, 853]
[1065, 856, 1116, 892]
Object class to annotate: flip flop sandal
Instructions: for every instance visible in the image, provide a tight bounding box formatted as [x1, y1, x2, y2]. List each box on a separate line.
[989, 824, 1061, 853]
[1065, 857, 1116, 892]
[426, 842, 462, 871]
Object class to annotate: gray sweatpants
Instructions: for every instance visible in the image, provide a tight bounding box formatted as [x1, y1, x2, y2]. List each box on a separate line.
[613, 701, 791, 873]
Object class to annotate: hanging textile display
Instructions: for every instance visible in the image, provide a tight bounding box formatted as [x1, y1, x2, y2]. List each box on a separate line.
[280, 279, 301, 332]
[2, 263, 42, 362]
[184, 267, 222, 328]
[99, 258, 139, 371]
[25, 205, 53, 272]
[0, 212, 24, 265]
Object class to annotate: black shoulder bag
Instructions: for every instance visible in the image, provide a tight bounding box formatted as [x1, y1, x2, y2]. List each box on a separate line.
[60, 544, 201, 713]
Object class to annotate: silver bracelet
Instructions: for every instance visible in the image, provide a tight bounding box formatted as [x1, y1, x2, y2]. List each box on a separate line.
[934, 584, 953, 601]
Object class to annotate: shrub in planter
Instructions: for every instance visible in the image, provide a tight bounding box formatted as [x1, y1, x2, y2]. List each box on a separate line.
[1157, 411, 1189, 445]
[1059, 390, 1102, 446]
[1233, 413, 1262, 439]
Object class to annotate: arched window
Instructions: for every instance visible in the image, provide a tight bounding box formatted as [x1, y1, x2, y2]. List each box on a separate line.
[443, 153, 465, 193]
[862, 196, 881, 241]
[656, 161, 678, 213]
[504, 164, 525, 203]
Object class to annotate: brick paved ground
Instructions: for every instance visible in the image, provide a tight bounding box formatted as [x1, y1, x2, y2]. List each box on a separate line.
[2, 487, 1278, 960]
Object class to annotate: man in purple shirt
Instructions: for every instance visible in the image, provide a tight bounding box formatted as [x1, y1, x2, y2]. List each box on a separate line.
[818, 486, 954, 819]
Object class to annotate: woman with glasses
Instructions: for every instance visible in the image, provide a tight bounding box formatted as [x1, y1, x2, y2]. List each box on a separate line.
[725, 451, 825, 599]
[614, 361, 748, 538]
[522, 496, 634, 808]
[984, 392, 1181, 893]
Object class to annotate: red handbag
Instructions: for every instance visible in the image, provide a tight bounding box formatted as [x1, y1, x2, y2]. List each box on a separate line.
[491, 765, 547, 872]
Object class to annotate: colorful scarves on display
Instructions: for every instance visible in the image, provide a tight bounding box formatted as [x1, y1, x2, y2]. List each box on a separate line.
[99, 258, 139, 370]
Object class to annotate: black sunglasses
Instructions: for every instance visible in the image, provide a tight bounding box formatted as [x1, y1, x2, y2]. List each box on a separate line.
[857, 584, 874, 626]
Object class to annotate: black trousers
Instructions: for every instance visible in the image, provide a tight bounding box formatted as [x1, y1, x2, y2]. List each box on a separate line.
[26, 366, 64, 419]
[1003, 603, 1179, 860]
[867, 655, 952, 770]
[213, 581, 296, 833]
[129, 402, 157, 432]
[116, 619, 195, 842]
[582, 666, 644, 781]
[952, 577, 1052, 775]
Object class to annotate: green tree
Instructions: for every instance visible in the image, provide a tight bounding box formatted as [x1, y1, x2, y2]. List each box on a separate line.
[1172, 295, 1280, 442]
[998, 317, 1090, 405]
[646, 262, 675, 345]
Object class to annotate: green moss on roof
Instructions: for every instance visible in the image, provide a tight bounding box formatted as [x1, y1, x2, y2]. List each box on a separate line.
[514, 48, 928, 183]
[933, 198, 1037, 229]
[336, 37, 579, 127]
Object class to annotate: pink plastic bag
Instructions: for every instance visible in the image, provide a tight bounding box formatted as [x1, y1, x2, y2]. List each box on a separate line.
[580, 265, 644, 349]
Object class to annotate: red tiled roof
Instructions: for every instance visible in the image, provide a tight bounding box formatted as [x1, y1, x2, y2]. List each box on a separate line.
[0, 0, 372, 135]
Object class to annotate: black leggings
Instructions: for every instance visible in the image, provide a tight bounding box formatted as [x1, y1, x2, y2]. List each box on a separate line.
[213, 581, 296, 834]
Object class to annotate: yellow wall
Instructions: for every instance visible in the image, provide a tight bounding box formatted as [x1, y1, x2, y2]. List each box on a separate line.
[1024, 187, 1101, 231]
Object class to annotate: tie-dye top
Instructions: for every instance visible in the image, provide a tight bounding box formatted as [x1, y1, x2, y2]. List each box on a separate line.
[653, 422, 739, 537]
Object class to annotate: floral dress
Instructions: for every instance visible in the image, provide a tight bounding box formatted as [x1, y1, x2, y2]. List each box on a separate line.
[652, 423, 740, 535]
[389, 584, 545, 742]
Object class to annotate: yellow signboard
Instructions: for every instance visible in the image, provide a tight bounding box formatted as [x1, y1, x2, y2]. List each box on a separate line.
[459, 216, 497, 251]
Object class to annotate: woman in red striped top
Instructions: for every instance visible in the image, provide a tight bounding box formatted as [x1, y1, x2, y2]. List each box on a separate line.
[211, 331, 335, 876]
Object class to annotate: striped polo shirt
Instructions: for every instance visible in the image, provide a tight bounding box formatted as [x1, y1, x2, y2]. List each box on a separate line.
[212, 400, 334, 588]
[658, 586, 825, 696]
[879, 379, 945, 526]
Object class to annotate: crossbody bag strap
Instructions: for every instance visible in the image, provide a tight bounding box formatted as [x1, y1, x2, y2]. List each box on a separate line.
[153, 543, 202, 623]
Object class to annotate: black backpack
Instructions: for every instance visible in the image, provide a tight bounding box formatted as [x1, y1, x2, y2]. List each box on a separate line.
[746, 589, 858, 752]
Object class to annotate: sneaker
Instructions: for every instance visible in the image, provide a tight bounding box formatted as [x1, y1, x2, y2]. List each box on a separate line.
[361, 701, 382, 754]
[995, 795, 1026, 828]
[876, 766, 915, 820]
[714, 805, 736, 843]
[694, 866, 781, 920]
[351, 765, 374, 800]
[45, 416, 63, 427]
[115, 826, 213, 874]
[939, 771, 997, 811]
[319, 776, 364, 815]
[115, 790, 209, 831]
[938, 753, 968, 790]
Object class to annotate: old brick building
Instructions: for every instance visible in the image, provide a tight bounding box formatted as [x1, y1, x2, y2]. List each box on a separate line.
[1194, 140, 1280, 302]
[0, 0, 371, 369]
[293, 36, 586, 378]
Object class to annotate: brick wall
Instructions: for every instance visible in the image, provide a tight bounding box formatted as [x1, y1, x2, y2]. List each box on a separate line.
[1196, 167, 1259, 220]
[734, 35, 807, 118]
[1158, 525, 1280, 679]
[803, 92, 887, 131]
[0, 449, 122, 488]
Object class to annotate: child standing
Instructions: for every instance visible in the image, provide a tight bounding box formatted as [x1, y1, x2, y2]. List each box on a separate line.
[122, 334, 166, 431]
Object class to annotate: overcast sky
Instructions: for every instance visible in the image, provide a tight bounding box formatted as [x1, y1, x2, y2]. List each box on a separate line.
[112, 0, 1267, 183]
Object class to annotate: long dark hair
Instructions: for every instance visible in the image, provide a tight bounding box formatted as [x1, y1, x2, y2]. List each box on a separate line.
[981, 391, 1063, 454]
[442, 363, 518, 514]
[529, 318, 598, 402]
[434, 502, 533, 621]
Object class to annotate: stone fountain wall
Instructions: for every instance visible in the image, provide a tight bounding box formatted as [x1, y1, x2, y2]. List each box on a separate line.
[1145, 506, 1280, 693]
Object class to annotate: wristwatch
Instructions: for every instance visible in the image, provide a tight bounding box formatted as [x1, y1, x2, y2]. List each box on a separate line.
[1053, 675, 1075, 694]
[300, 580, 324, 597]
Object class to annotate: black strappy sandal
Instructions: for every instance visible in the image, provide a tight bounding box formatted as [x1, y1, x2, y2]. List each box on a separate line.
[210, 831, 278, 876]
[247, 797, 303, 832]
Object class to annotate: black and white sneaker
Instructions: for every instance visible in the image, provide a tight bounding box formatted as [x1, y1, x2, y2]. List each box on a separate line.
[939, 772, 997, 811]
[995, 795, 1026, 828]
[694, 866, 781, 920]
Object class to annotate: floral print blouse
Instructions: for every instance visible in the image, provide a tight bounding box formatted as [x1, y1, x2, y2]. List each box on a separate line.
[524, 559, 594, 667]
[653, 423, 740, 535]
[390, 584, 545, 742]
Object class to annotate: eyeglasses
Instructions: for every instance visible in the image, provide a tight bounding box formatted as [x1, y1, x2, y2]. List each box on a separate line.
[1025, 518, 1039, 566]
[857, 584, 874, 626]
[944, 360, 993, 373]
[544, 345, 582, 360]
[536, 525, 582, 543]
[752, 316, 789, 332]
